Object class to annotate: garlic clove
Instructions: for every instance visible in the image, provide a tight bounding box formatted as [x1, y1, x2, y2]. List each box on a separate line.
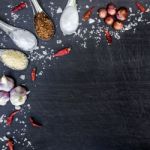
[0, 91, 9, 106]
[10, 86, 27, 106]
[0, 75, 15, 92]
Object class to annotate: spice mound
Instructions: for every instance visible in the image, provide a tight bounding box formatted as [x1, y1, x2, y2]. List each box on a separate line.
[1, 50, 28, 70]
[34, 12, 55, 40]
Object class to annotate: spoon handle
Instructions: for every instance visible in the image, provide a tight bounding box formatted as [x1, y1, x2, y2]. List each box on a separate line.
[30, 0, 43, 13]
[66, 0, 77, 7]
[0, 20, 14, 35]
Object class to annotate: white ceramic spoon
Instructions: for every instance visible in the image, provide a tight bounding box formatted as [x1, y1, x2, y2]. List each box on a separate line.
[0, 49, 28, 70]
[0, 20, 37, 51]
[30, 0, 55, 40]
[60, 0, 79, 35]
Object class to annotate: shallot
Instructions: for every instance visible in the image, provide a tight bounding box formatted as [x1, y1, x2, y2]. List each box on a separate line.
[0, 76, 14, 92]
[98, 8, 107, 19]
[113, 21, 124, 30]
[104, 16, 114, 26]
[107, 3, 117, 16]
[116, 7, 128, 21]
[10, 86, 27, 107]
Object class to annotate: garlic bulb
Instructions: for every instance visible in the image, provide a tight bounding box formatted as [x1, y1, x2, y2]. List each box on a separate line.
[0, 75, 15, 92]
[0, 91, 9, 106]
[10, 86, 27, 106]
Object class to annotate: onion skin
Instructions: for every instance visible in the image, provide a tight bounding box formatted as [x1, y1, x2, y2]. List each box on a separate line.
[104, 16, 114, 26]
[107, 3, 117, 16]
[98, 8, 107, 19]
[113, 21, 124, 30]
[0, 91, 9, 106]
[10, 86, 27, 106]
[116, 7, 128, 21]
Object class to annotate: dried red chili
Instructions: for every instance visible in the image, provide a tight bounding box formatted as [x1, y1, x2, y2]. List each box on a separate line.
[6, 139, 14, 150]
[53, 48, 71, 57]
[136, 2, 146, 13]
[6, 110, 19, 126]
[31, 68, 37, 81]
[82, 6, 95, 21]
[11, 2, 27, 13]
[29, 117, 42, 128]
[104, 30, 112, 45]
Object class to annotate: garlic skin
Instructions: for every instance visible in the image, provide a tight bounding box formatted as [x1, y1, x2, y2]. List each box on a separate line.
[0, 91, 9, 106]
[10, 86, 27, 106]
[0, 76, 15, 92]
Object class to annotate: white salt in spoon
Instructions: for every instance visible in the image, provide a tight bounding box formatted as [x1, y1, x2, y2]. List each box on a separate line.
[0, 49, 28, 70]
[60, 0, 79, 35]
[0, 20, 37, 51]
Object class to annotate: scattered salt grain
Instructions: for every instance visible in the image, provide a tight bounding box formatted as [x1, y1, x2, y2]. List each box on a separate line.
[15, 106, 21, 110]
[11, 13, 19, 22]
[88, 18, 95, 24]
[0, 114, 5, 123]
[20, 75, 25, 80]
[56, 40, 62, 44]
[56, 7, 62, 13]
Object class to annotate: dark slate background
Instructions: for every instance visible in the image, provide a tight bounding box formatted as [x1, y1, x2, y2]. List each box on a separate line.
[0, 0, 150, 150]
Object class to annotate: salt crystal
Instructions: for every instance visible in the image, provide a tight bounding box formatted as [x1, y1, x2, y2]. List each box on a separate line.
[57, 7, 62, 13]
[20, 75, 25, 80]
[88, 18, 95, 24]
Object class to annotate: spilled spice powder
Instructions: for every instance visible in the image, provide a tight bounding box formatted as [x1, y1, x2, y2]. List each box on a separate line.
[34, 12, 55, 40]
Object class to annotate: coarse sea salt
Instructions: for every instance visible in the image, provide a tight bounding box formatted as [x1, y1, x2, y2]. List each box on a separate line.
[1, 2, 150, 149]
[56, 7, 62, 13]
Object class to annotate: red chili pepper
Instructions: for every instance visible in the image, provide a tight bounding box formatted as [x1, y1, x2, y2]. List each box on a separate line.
[136, 2, 146, 13]
[6, 110, 19, 126]
[53, 48, 71, 57]
[82, 6, 95, 21]
[104, 30, 112, 45]
[29, 117, 42, 128]
[6, 139, 14, 150]
[11, 2, 27, 13]
[31, 68, 36, 81]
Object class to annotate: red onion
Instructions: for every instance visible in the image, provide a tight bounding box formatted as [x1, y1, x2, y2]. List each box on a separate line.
[98, 8, 107, 19]
[116, 7, 128, 21]
[104, 16, 114, 26]
[113, 21, 124, 30]
[107, 3, 117, 16]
